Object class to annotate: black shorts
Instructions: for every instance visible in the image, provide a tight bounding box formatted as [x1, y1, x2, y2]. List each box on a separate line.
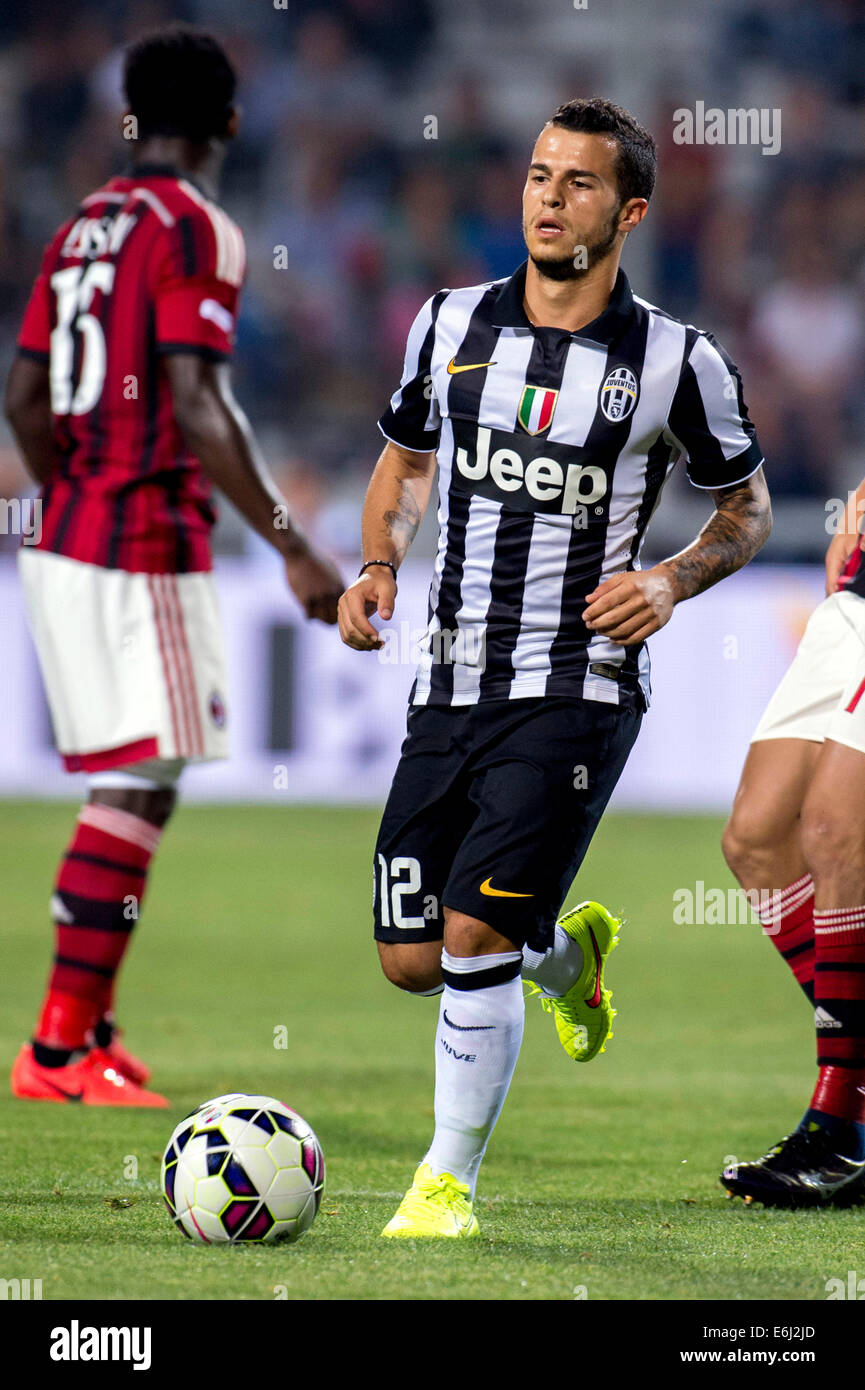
[373, 696, 642, 952]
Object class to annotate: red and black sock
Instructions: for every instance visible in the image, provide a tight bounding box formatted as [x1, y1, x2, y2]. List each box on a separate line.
[803, 904, 865, 1160]
[757, 874, 815, 1002]
[33, 803, 162, 1066]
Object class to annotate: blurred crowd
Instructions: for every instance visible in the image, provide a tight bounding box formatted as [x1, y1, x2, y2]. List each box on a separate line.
[1, 0, 864, 559]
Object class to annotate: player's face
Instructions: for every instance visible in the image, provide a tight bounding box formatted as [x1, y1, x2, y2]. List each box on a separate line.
[522, 127, 634, 281]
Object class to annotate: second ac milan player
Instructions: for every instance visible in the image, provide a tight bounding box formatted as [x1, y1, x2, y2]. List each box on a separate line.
[5, 26, 342, 1105]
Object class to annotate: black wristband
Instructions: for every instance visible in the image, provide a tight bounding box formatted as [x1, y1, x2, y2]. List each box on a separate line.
[359, 560, 397, 583]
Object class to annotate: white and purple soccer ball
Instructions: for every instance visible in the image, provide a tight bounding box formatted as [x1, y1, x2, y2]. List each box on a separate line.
[161, 1093, 325, 1244]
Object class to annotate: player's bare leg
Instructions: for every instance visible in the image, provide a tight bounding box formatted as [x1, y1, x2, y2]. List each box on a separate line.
[722, 737, 820, 894]
[91, 784, 177, 830]
[722, 737, 821, 1001]
[377, 939, 444, 995]
[801, 739, 865, 908]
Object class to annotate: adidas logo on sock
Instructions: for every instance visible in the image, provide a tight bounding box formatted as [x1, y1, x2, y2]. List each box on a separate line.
[815, 1006, 843, 1029]
[50, 893, 75, 925]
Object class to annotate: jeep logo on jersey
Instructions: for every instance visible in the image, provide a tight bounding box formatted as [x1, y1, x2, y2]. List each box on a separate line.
[517, 384, 558, 435]
[452, 424, 607, 515]
[599, 365, 639, 422]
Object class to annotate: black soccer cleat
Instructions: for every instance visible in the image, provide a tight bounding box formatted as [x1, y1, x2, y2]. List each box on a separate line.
[721, 1128, 865, 1209]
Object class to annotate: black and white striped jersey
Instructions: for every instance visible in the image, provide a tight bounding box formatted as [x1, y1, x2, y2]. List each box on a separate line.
[378, 262, 763, 710]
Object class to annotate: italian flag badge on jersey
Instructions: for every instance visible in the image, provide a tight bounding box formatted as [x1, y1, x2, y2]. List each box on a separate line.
[517, 384, 558, 435]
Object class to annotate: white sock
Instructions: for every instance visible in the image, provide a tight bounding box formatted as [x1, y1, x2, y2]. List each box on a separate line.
[423, 949, 524, 1199]
[521, 925, 584, 998]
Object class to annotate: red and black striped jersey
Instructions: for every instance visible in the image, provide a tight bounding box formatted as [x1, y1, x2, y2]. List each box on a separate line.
[17, 165, 246, 573]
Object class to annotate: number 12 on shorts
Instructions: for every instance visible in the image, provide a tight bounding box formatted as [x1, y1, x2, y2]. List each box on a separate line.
[377, 854, 424, 930]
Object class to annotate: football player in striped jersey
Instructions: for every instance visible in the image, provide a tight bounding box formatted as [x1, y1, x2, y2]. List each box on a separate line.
[5, 26, 342, 1105]
[340, 98, 772, 1236]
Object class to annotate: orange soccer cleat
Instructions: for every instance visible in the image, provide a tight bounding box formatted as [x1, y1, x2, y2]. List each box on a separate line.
[11, 1044, 168, 1107]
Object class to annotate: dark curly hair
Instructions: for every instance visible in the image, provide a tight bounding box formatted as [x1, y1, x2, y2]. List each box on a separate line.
[124, 25, 237, 144]
[548, 97, 656, 203]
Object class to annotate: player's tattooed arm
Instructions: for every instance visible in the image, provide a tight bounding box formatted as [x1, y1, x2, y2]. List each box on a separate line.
[382, 478, 423, 554]
[666, 466, 773, 602]
[363, 441, 436, 568]
[339, 441, 436, 651]
[582, 467, 771, 646]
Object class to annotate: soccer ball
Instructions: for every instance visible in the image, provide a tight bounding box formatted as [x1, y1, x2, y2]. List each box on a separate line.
[161, 1092, 325, 1244]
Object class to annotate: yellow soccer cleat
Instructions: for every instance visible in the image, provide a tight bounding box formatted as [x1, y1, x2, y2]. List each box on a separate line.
[527, 900, 623, 1063]
[381, 1163, 480, 1238]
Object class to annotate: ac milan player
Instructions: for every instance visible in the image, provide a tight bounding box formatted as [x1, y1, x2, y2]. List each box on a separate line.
[721, 477, 865, 1204]
[5, 27, 342, 1105]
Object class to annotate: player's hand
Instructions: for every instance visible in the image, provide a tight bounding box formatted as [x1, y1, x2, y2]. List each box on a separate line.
[825, 525, 861, 597]
[284, 543, 344, 624]
[582, 566, 676, 645]
[338, 570, 397, 651]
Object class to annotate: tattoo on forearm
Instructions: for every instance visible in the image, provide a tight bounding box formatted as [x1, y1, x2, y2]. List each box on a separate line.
[667, 477, 772, 601]
[383, 480, 422, 553]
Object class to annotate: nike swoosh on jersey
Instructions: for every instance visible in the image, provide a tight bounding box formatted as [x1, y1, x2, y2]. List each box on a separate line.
[447, 357, 497, 374]
[479, 877, 533, 898]
[586, 925, 603, 1008]
[443, 1009, 496, 1032]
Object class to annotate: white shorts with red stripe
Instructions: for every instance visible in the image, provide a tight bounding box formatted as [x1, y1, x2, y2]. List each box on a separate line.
[18, 549, 229, 772]
[751, 589, 865, 754]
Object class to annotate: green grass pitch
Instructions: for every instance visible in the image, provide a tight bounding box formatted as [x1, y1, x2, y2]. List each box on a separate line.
[0, 800, 858, 1302]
